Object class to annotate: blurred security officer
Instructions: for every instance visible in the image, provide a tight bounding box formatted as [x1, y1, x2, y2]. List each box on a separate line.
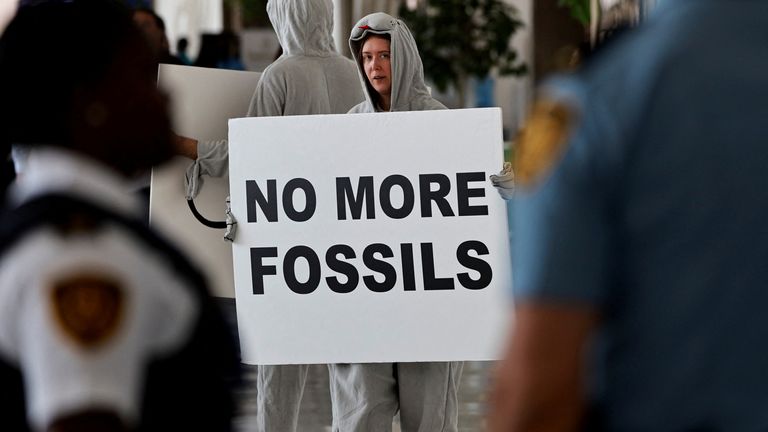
[0, 1, 239, 431]
[489, 1, 768, 431]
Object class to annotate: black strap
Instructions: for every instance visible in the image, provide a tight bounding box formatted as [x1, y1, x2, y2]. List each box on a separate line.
[186, 198, 227, 229]
[1, 194, 211, 288]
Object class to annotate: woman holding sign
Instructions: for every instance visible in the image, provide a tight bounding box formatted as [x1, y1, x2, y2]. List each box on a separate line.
[327, 13, 463, 432]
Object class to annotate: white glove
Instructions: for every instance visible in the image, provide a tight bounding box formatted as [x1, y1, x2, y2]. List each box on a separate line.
[223, 196, 238, 242]
[489, 162, 515, 200]
[184, 139, 228, 200]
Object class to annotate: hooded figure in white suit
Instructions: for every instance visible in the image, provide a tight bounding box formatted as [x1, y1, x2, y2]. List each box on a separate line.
[248, 3, 363, 430]
[185, 0, 363, 202]
[248, 0, 363, 117]
[327, 12, 463, 432]
[187, 1, 362, 431]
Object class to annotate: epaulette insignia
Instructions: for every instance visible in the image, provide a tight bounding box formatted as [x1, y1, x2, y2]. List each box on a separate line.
[51, 274, 124, 349]
[513, 98, 575, 189]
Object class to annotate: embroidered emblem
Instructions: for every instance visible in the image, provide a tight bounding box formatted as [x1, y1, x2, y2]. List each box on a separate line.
[514, 98, 575, 189]
[51, 274, 124, 349]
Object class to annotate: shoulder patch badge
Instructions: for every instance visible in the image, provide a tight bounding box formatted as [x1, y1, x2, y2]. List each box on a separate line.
[514, 98, 575, 189]
[51, 274, 124, 349]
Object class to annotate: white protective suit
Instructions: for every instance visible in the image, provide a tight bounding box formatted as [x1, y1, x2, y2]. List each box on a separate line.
[185, 0, 363, 200]
[188, 1, 363, 431]
[327, 12, 463, 432]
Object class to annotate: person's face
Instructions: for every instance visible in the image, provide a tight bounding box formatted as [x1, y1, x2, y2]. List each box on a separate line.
[362, 36, 391, 98]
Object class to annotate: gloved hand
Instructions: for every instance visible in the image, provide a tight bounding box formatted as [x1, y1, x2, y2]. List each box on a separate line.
[489, 162, 515, 200]
[184, 139, 229, 200]
[223, 196, 237, 242]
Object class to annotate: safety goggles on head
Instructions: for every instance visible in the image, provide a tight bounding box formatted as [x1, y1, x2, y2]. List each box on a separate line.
[350, 13, 399, 41]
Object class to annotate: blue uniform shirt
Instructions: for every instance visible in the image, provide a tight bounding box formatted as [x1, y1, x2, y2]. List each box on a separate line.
[513, 0, 768, 430]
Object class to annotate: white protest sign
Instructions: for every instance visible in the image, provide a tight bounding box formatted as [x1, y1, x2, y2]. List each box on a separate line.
[151, 65, 260, 298]
[229, 108, 512, 365]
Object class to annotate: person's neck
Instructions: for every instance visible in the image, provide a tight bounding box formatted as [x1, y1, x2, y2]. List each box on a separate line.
[379, 93, 391, 112]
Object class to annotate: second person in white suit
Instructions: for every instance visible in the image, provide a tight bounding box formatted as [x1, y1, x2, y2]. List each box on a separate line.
[183, 1, 364, 431]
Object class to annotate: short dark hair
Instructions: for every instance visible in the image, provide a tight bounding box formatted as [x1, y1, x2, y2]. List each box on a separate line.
[357, 33, 392, 60]
[133, 7, 166, 31]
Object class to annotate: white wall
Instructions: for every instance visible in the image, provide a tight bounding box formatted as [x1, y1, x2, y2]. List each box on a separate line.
[0, 1, 222, 60]
[155, 0, 223, 59]
[332, 0, 347, 54]
[494, 0, 533, 138]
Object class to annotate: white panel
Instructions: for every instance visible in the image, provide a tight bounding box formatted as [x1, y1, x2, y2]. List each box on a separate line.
[150, 65, 261, 299]
[155, 0, 223, 60]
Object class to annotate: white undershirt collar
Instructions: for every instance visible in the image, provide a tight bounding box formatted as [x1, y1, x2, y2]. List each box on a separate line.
[10, 146, 144, 218]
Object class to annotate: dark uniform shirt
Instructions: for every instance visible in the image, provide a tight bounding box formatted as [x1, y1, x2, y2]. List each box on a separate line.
[0, 148, 238, 431]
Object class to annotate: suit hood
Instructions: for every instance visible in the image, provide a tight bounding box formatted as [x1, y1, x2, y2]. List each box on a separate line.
[349, 13, 434, 112]
[268, 0, 337, 57]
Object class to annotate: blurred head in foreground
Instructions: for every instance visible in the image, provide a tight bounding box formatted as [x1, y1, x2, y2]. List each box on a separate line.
[0, 0, 174, 179]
